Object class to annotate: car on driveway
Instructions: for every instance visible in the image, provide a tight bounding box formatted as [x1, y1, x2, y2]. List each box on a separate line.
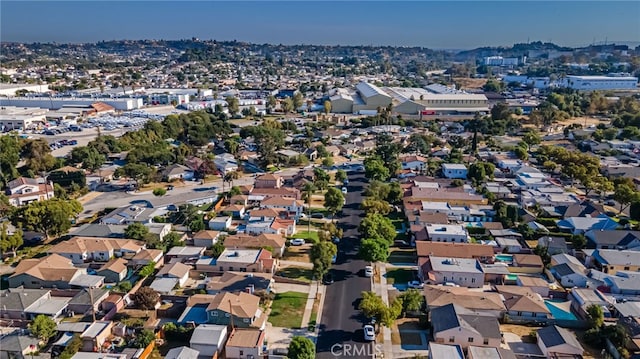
[363, 325, 375, 341]
[407, 280, 424, 289]
[290, 238, 305, 246]
[364, 266, 373, 278]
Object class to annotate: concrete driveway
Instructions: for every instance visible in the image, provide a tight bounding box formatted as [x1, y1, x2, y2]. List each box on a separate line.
[502, 332, 543, 356]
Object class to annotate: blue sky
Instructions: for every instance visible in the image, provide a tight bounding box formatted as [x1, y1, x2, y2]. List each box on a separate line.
[1, 1, 638, 49]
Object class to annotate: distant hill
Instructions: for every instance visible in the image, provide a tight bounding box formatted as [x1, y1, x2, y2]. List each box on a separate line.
[454, 41, 572, 61]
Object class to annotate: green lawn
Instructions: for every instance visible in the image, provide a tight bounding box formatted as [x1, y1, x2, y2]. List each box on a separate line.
[277, 267, 313, 283]
[388, 211, 407, 231]
[385, 269, 417, 285]
[268, 291, 307, 328]
[387, 249, 417, 264]
[291, 230, 319, 243]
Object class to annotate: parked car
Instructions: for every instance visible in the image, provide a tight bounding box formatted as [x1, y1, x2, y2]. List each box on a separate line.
[323, 272, 334, 285]
[363, 325, 375, 341]
[332, 236, 340, 244]
[290, 238, 305, 246]
[310, 213, 324, 219]
[341, 187, 348, 194]
[407, 280, 424, 289]
[364, 266, 373, 278]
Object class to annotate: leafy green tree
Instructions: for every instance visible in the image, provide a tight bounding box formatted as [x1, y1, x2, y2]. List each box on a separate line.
[571, 234, 587, 250]
[229, 186, 242, 197]
[0, 134, 21, 185]
[22, 138, 56, 173]
[29, 314, 57, 341]
[323, 100, 331, 114]
[514, 146, 528, 161]
[522, 131, 541, 147]
[189, 218, 206, 232]
[124, 222, 149, 240]
[224, 139, 239, 155]
[116, 163, 154, 184]
[361, 198, 391, 215]
[359, 213, 396, 245]
[225, 96, 240, 115]
[68, 146, 105, 171]
[134, 329, 156, 348]
[375, 133, 401, 176]
[266, 95, 277, 112]
[132, 287, 159, 309]
[364, 180, 390, 201]
[58, 334, 82, 359]
[322, 157, 334, 167]
[210, 240, 226, 258]
[292, 92, 304, 111]
[310, 241, 338, 280]
[324, 187, 344, 219]
[116, 281, 132, 293]
[335, 169, 347, 183]
[0, 223, 22, 256]
[614, 184, 640, 213]
[364, 157, 390, 181]
[288, 336, 315, 359]
[139, 262, 156, 277]
[163, 232, 183, 248]
[359, 238, 389, 262]
[400, 289, 424, 313]
[301, 182, 315, 233]
[10, 199, 82, 240]
[281, 98, 294, 114]
[483, 79, 504, 93]
[359, 291, 400, 328]
[152, 188, 166, 197]
[586, 304, 604, 329]
[386, 182, 403, 205]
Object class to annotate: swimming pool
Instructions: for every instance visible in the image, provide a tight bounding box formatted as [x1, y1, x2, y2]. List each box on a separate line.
[495, 254, 513, 262]
[544, 300, 577, 320]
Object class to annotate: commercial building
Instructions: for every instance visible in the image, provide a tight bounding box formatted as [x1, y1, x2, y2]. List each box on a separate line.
[0, 97, 143, 110]
[559, 75, 638, 91]
[0, 106, 48, 131]
[386, 86, 489, 115]
[0, 83, 50, 96]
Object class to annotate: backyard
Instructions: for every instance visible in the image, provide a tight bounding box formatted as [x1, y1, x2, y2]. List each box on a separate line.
[387, 248, 417, 264]
[385, 268, 417, 285]
[268, 291, 307, 328]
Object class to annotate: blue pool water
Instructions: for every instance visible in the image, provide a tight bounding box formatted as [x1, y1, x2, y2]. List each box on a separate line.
[178, 306, 208, 324]
[544, 301, 577, 320]
[495, 254, 513, 262]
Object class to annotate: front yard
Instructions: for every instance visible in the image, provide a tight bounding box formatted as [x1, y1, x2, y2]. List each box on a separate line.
[387, 248, 417, 264]
[268, 291, 307, 328]
[276, 267, 313, 283]
[385, 268, 417, 285]
[291, 230, 319, 243]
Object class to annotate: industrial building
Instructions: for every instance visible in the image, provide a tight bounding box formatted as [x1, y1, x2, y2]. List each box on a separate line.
[559, 75, 638, 91]
[0, 106, 48, 131]
[0, 83, 50, 96]
[329, 81, 392, 114]
[0, 97, 143, 110]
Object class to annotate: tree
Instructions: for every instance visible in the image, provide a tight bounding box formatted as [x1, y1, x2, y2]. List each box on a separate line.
[266, 95, 277, 112]
[288, 336, 315, 359]
[224, 139, 239, 155]
[29, 314, 57, 341]
[335, 169, 347, 183]
[68, 146, 105, 171]
[152, 188, 166, 197]
[514, 146, 528, 161]
[10, 199, 82, 240]
[0, 134, 21, 185]
[364, 180, 391, 201]
[323, 100, 331, 114]
[22, 138, 56, 173]
[586, 304, 604, 329]
[386, 182, 403, 204]
[400, 289, 424, 314]
[58, 334, 82, 359]
[324, 187, 344, 219]
[361, 198, 391, 215]
[359, 238, 389, 262]
[229, 186, 242, 197]
[281, 98, 294, 114]
[364, 157, 390, 181]
[322, 157, 334, 167]
[571, 234, 587, 250]
[614, 184, 640, 213]
[522, 131, 542, 147]
[134, 329, 156, 348]
[225, 96, 240, 115]
[483, 79, 504, 93]
[292, 92, 304, 111]
[310, 241, 337, 280]
[132, 287, 159, 310]
[301, 182, 316, 233]
[189, 218, 206, 232]
[210, 240, 226, 258]
[124, 222, 149, 240]
[0, 224, 22, 256]
[139, 262, 156, 277]
[359, 291, 400, 328]
[163, 231, 183, 248]
[359, 213, 396, 245]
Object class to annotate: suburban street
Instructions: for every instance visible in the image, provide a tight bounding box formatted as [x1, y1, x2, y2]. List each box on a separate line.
[316, 171, 374, 359]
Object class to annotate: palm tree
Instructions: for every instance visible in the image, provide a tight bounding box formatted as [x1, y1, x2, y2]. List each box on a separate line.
[301, 182, 316, 233]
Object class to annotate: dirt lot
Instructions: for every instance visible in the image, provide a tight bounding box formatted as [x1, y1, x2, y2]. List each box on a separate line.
[454, 77, 488, 90]
[558, 116, 610, 127]
[282, 244, 311, 263]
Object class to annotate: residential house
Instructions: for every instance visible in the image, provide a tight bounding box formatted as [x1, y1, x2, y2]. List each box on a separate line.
[0, 334, 40, 359]
[423, 285, 506, 318]
[602, 272, 640, 295]
[165, 246, 205, 262]
[408, 187, 487, 206]
[129, 248, 164, 268]
[254, 173, 283, 188]
[165, 346, 200, 359]
[510, 254, 544, 274]
[536, 325, 583, 358]
[431, 303, 501, 349]
[162, 164, 194, 181]
[490, 230, 523, 253]
[585, 230, 640, 250]
[209, 216, 232, 231]
[0, 288, 51, 320]
[551, 262, 589, 288]
[219, 204, 246, 219]
[99, 205, 151, 225]
[550, 253, 583, 267]
[81, 321, 114, 352]
[585, 248, 640, 274]
[424, 256, 484, 288]
[190, 324, 228, 357]
[229, 195, 249, 206]
[97, 258, 128, 283]
[425, 224, 470, 243]
[205, 248, 276, 273]
[401, 155, 428, 171]
[70, 223, 172, 242]
[260, 196, 304, 218]
[8, 254, 84, 289]
[467, 346, 517, 359]
[250, 187, 301, 200]
[206, 291, 266, 330]
[441, 163, 468, 179]
[48, 237, 144, 264]
[5, 177, 54, 207]
[66, 288, 110, 319]
[569, 288, 612, 320]
[156, 262, 191, 287]
[556, 215, 619, 235]
[537, 236, 569, 255]
[495, 286, 551, 320]
[428, 343, 464, 359]
[206, 271, 273, 294]
[303, 148, 318, 161]
[223, 233, 287, 257]
[247, 208, 282, 222]
[245, 218, 296, 236]
[515, 275, 551, 297]
[417, 242, 494, 281]
[192, 230, 221, 248]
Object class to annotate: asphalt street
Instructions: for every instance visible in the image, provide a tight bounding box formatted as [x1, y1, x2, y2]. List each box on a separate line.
[316, 171, 374, 359]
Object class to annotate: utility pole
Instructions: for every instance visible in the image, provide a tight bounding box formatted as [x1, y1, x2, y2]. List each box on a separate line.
[89, 287, 96, 322]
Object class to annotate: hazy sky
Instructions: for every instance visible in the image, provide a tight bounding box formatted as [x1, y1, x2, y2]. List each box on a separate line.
[1, 1, 639, 49]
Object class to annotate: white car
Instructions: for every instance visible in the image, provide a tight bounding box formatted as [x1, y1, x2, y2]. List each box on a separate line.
[407, 280, 424, 289]
[364, 266, 373, 278]
[363, 325, 375, 341]
[341, 187, 348, 194]
[290, 239, 305, 246]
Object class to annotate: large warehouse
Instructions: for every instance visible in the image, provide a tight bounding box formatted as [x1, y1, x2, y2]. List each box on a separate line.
[0, 97, 143, 110]
[385, 86, 489, 115]
[0, 106, 49, 131]
[329, 81, 392, 114]
[559, 75, 638, 91]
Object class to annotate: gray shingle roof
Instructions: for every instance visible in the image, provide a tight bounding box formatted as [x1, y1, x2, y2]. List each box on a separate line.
[537, 325, 583, 350]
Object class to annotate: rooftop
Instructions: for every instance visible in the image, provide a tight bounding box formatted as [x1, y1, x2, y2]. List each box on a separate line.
[217, 248, 263, 264]
[429, 255, 482, 273]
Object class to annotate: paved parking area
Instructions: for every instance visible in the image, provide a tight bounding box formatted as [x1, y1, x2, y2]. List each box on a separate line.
[502, 332, 543, 356]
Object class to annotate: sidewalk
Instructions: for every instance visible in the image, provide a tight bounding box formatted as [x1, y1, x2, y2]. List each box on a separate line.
[374, 263, 394, 358]
[300, 281, 323, 329]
